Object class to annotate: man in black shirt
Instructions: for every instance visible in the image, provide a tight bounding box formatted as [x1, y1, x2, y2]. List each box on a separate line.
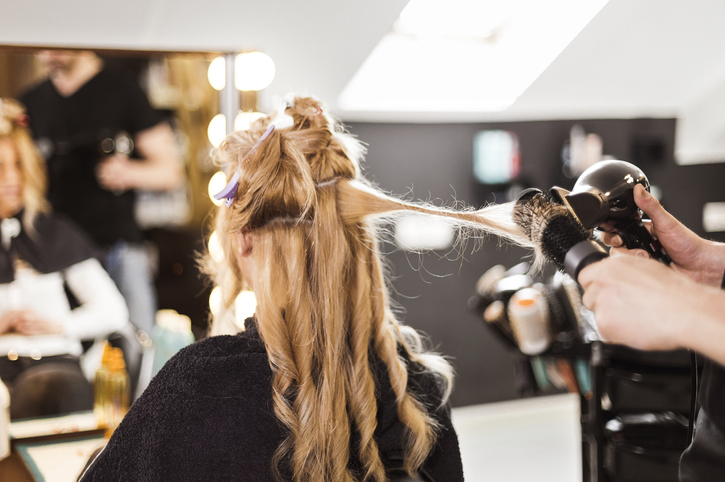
[578, 184, 725, 481]
[21, 50, 184, 335]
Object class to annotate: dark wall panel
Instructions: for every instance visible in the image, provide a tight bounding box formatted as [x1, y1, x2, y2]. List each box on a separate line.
[349, 118, 725, 407]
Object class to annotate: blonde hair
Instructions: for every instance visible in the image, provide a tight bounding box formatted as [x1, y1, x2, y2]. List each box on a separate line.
[206, 96, 530, 481]
[0, 98, 50, 228]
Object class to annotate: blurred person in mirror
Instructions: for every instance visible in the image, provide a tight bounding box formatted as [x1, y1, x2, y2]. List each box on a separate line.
[19, 50, 184, 335]
[578, 183, 725, 481]
[78, 94, 545, 481]
[0, 99, 129, 419]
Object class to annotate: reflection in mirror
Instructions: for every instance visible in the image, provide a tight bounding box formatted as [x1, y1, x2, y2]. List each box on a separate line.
[0, 47, 220, 225]
[0, 47, 222, 338]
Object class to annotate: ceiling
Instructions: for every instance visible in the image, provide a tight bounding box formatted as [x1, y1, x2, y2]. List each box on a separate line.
[2, 0, 725, 138]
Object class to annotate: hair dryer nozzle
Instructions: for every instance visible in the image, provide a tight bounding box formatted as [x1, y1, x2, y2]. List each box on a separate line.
[550, 186, 608, 229]
[563, 160, 670, 264]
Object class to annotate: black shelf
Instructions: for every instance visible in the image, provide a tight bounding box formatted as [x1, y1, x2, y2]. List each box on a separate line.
[533, 341, 694, 482]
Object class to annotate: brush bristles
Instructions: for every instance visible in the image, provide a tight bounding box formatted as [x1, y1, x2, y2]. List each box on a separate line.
[512, 189, 591, 271]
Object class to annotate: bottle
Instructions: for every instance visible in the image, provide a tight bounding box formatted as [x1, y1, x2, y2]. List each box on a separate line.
[151, 310, 195, 376]
[103, 348, 130, 437]
[93, 341, 114, 429]
[0, 378, 10, 461]
[508, 287, 553, 356]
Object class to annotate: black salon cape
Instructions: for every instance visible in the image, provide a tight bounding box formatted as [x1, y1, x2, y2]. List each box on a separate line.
[679, 361, 725, 481]
[677, 271, 725, 481]
[80, 320, 464, 482]
[0, 212, 100, 283]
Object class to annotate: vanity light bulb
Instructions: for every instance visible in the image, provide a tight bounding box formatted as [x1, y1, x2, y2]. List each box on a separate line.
[235, 290, 257, 330]
[209, 287, 223, 316]
[208, 231, 225, 262]
[207, 114, 226, 148]
[235, 52, 275, 91]
[207, 57, 226, 90]
[234, 111, 266, 132]
[208, 171, 228, 206]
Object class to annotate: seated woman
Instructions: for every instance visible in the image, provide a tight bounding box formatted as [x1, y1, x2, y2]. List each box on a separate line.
[0, 98, 129, 419]
[80, 96, 528, 482]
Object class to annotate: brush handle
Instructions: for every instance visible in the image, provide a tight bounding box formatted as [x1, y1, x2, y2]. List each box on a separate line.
[564, 240, 608, 281]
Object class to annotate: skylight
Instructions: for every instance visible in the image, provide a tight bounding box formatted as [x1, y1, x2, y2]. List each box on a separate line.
[338, 0, 609, 118]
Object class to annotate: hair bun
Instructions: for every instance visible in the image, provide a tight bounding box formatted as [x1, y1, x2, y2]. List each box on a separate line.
[290, 97, 323, 117]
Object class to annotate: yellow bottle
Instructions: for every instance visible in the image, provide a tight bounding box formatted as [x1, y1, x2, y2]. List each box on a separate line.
[93, 341, 114, 429]
[103, 348, 130, 438]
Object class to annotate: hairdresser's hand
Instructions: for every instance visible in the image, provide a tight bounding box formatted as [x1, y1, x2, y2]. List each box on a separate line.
[11, 310, 63, 336]
[96, 154, 133, 193]
[580, 254, 711, 351]
[601, 184, 725, 287]
[580, 253, 725, 364]
[0, 312, 18, 335]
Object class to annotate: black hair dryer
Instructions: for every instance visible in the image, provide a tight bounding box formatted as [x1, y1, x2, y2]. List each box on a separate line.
[549, 160, 672, 265]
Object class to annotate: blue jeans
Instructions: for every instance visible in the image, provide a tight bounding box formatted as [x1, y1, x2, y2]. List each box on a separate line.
[104, 241, 157, 335]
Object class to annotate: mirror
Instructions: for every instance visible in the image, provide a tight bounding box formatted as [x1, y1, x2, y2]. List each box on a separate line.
[0, 46, 224, 335]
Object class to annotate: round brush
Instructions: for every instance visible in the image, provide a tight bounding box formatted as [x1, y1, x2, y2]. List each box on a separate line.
[513, 188, 607, 281]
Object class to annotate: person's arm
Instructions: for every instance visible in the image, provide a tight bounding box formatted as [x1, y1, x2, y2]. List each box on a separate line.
[55, 258, 129, 340]
[579, 253, 725, 366]
[95, 122, 184, 192]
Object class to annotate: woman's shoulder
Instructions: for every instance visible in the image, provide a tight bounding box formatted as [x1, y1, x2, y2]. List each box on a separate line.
[164, 332, 268, 371]
[151, 332, 272, 398]
[180, 331, 267, 357]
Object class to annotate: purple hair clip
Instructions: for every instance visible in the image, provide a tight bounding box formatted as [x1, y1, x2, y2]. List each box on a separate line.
[214, 96, 295, 207]
[213, 125, 277, 207]
[213, 168, 240, 207]
[256, 124, 276, 145]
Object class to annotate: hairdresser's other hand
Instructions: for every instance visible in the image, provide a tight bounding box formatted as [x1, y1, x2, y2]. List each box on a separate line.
[11, 310, 63, 336]
[96, 154, 133, 192]
[0, 311, 18, 335]
[600, 184, 725, 287]
[580, 253, 710, 351]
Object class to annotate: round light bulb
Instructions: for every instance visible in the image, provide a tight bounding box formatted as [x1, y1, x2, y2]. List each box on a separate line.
[208, 231, 225, 263]
[208, 171, 228, 206]
[209, 286, 223, 316]
[207, 113, 226, 148]
[234, 111, 266, 132]
[207, 56, 226, 90]
[235, 52, 275, 91]
[235, 290, 257, 329]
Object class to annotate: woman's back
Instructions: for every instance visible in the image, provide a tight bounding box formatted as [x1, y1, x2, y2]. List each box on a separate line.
[80, 319, 463, 481]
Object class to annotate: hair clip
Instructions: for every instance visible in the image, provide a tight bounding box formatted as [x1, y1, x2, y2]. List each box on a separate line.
[213, 169, 240, 207]
[212, 124, 277, 206]
[257, 124, 275, 144]
[214, 97, 296, 207]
